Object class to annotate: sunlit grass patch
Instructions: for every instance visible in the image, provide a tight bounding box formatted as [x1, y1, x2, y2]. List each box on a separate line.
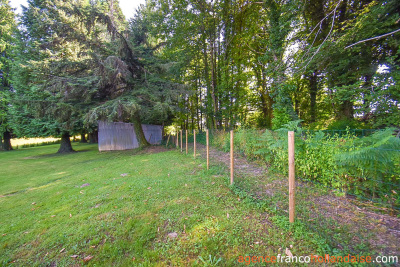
[11, 137, 61, 147]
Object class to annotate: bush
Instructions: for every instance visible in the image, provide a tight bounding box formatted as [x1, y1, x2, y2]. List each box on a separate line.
[326, 118, 370, 130]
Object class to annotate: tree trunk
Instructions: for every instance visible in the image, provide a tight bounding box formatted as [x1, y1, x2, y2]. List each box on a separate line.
[57, 132, 74, 153]
[89, 131, 98, 143]
[2, 131, 12, 151]
[339, 100, 354, 120]
[132, 113, 149, 147]
[260, 93, 273, 129]
[80, 133, 87, 143]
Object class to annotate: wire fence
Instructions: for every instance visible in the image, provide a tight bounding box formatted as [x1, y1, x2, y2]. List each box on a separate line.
[307, 129, 377, 138]
[172, 128, 400, 256]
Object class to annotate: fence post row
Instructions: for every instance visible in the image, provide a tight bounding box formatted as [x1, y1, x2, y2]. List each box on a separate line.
[206, 129, 209, 170]
[193, 130, 196, 159]
[288, 131, 295, 223]
[230, 130, 234, 185]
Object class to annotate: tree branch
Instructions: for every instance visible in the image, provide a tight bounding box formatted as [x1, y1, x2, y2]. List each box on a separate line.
[300, 0, 341, 72]
[344, 28, 400, 49]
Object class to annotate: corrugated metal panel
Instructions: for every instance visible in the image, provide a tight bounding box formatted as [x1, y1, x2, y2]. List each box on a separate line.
[142, 124, 163, 145]
[98, 121, 163, 151]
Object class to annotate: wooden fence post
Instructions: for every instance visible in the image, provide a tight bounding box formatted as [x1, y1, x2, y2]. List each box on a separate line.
[206, 129, 209, 170]
[230, 130, 234, 185]
[180, 130, 183, 152]
[288, 131, 295, 223]
[193, 130, 196, 159]
[186, 130, 188, 155]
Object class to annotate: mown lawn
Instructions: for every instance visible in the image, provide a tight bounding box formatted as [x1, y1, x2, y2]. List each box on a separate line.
[0, 143, 322, 266]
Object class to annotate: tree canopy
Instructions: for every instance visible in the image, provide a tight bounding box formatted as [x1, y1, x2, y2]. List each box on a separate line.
[10, 0, 182, 152]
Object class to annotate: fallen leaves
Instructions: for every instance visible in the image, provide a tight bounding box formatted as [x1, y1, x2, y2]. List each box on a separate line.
[83, 255, 93, 262]
[59, 248, 65, 253]
[70, 255, 93, 262]
[167, 232, 178, 239]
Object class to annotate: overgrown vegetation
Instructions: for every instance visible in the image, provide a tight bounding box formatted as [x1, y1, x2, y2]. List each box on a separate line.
[208, 122, 400, 213]
[194, 127, 399, 255]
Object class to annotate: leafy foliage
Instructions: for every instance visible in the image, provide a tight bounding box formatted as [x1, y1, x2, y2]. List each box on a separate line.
[211, 122, 400, 211]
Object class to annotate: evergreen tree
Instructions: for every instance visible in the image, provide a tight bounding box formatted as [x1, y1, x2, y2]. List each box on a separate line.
[11, 0, 181, 151]
[0, 0, 16, 150]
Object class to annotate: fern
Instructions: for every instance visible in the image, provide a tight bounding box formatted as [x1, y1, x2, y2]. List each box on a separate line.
[335, 128, 400, 201]
[336, 128, 400, 178]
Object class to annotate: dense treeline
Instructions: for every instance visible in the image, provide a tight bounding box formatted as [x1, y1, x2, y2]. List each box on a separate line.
[1, 0, 183, 152]
[0, 0, 399, 152]
[147, 0, 400, 131]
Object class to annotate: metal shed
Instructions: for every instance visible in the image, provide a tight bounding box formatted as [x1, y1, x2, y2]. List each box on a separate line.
[98, 121, 163, 151]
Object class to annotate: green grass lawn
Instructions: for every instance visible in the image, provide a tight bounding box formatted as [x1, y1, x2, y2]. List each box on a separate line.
[0, 143, 322, 266]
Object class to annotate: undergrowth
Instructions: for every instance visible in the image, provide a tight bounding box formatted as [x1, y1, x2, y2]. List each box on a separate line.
[207, 122, 400, 213]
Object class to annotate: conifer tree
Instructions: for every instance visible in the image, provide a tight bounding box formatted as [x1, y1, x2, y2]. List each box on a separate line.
[0, 0, 16, 150]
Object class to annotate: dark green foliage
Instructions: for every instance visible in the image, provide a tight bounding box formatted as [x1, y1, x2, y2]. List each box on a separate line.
[3, 0, 399, 153]
[326, 119, 370, 130]
[211, 122, 400, 212]
[335, 129, 400, 205]
[9, 0, 183, 150]
[0, 0, 16, 150]
[145, 0, 400, 130]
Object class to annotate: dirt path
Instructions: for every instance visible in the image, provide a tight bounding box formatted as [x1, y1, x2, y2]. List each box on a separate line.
[192, 143, 400, 256]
